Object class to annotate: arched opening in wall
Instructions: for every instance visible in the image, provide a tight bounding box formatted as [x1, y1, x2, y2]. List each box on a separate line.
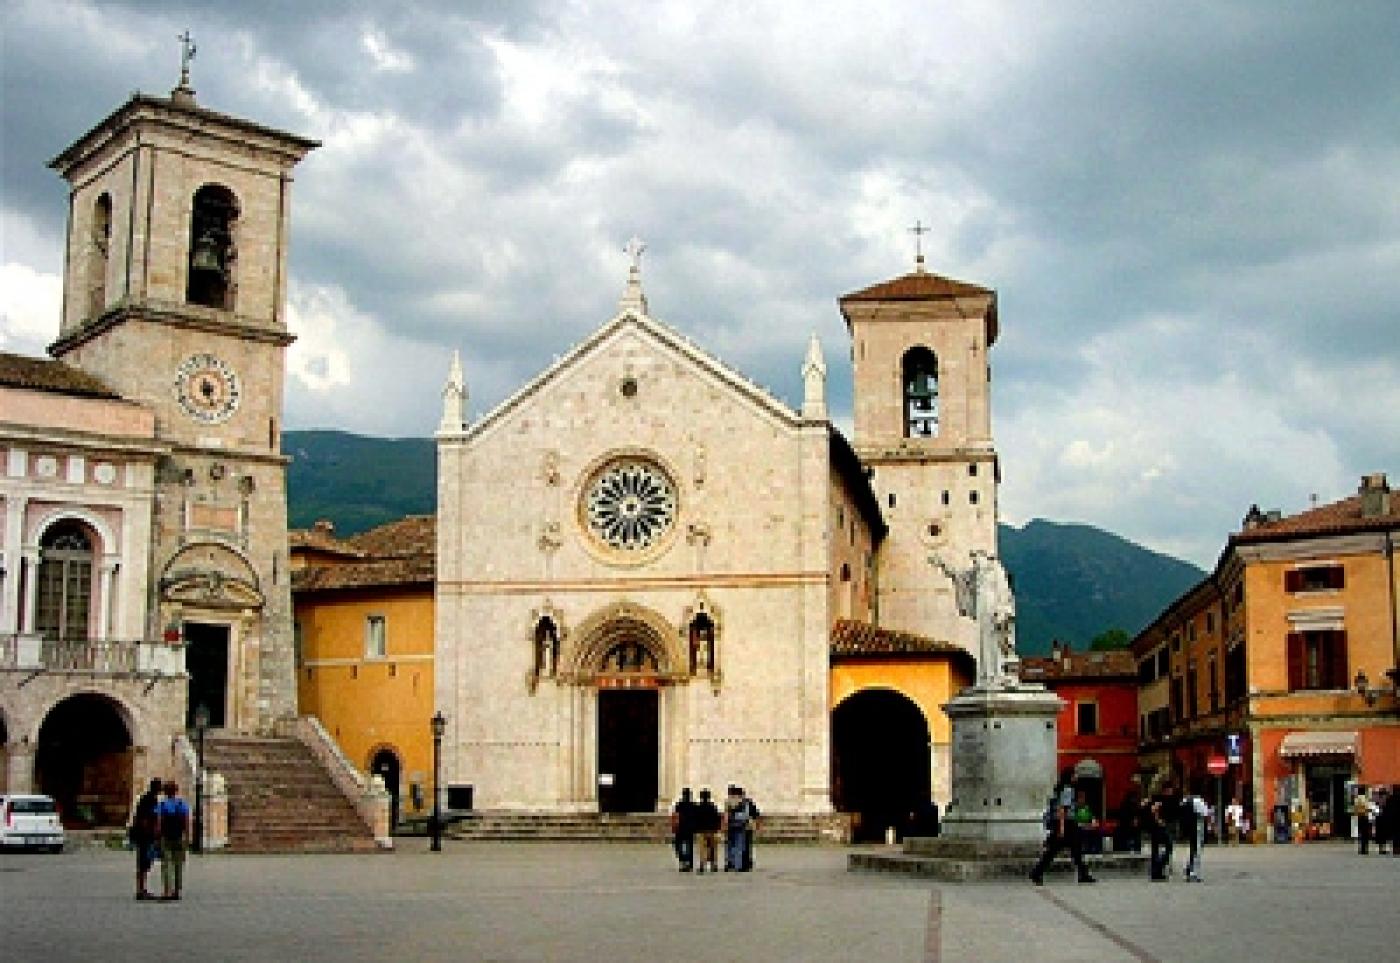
[832, 689, 930, 842]
[595, 638, 660, 814]
[186, 184, 239, 310]
[88, 193, 112, 318]
[1073, 758, 1106, 822]
[902, 347, 939, 438]
[36, 520, 95, 643]
[370, 748, 402, 829]
[687, 612, 715, 676]
[534, 616, 560, 678]
[35, 694, 132, 828]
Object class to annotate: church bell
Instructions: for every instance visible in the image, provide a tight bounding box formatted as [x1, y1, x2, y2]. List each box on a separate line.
[190, 230, 224, 273]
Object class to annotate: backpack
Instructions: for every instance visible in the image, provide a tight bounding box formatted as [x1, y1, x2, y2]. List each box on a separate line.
[160, 799, 189, 842]
[730, 801, 751, 828]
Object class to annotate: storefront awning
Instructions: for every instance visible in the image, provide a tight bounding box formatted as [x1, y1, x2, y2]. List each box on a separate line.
[1280, 730, 1358, 758]
[1073, 758, 1104, 779]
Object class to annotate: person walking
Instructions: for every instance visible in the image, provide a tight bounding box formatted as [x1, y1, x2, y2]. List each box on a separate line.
[1353, 788, 1373, 855]
[1182, 789, 1210, 882]
[1378, 787, 1400, 856]
[671, 788, 697, 871]
[694, 788, 721, 873]
[1224, 796, 1245, 845]
[1029, 770, 1096, 885]
[1147, 782, 1179, 880]
[156, 781, 191, 901]
[129, 777, 163, 900]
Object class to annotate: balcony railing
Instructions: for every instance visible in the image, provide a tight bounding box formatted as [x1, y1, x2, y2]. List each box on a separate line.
[0, 634, 185, 677]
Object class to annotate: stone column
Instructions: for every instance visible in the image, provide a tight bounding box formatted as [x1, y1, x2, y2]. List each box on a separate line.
[21, 549, 40, 633]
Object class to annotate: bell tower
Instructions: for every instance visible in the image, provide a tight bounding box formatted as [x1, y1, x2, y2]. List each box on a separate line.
[46, 55, 318, 731]
[841, 256, 1000, 651]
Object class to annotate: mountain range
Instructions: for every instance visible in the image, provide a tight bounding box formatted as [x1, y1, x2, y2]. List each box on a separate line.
[285, 429, 1204, 655]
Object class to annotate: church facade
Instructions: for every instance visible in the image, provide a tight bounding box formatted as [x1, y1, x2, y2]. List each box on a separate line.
[434, 255, 1001, 817]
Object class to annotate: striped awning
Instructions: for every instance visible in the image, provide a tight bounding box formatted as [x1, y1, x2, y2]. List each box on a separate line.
[1279, 730, 1358, 758]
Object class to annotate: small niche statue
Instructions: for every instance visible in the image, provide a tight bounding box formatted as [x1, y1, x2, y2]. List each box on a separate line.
[932, 549, 1021, 688]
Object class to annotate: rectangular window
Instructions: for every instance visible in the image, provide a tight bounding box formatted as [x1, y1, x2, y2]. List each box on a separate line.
[1208, 659, 1219, 713]
[1225, 641, 1248, 703]
[1205, 612, 1215, 635]
[1286, 630, 1347, 690]
[1170, 677, 1184, 722]
[293, 620, 304, 668]
[1284, 565, 1345, 593]
[365, 614, 387, 659]
[1187, 664, 1198, 718]
[1076, 702, 1099, 735]
[1157, 649, 1169, 676]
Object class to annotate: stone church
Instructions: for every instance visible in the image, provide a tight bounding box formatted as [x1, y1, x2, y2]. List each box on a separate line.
[0, 69, 313, 824]
[435, 250, 1001, 821]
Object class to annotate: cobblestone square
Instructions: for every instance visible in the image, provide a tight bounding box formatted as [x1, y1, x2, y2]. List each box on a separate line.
[2, 841, 1393, 962]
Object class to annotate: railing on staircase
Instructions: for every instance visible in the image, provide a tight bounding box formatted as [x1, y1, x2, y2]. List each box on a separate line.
[275, 715, 393, 849]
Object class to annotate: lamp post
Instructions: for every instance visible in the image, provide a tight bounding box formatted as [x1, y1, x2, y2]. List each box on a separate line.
[192, 702, 210, 854]
[430, 710, 446, 852]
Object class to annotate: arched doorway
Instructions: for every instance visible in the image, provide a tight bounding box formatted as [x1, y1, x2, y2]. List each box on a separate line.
[596, 639, 661, 813]
[370, 748, 402, 829]
[35, 694, 133, 828]
[832, 689, 931, 842]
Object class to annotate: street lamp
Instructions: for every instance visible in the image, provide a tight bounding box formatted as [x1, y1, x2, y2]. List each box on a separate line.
[1354, 668, 1399, 707]
[430, 710, 446, 852]
[192, 702, 210, 854]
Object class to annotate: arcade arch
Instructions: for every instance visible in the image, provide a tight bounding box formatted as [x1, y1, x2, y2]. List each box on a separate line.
[832, 688, 931, 842]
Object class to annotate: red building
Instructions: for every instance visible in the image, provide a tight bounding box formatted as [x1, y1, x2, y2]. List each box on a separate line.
[1020, 645, 1141, 831]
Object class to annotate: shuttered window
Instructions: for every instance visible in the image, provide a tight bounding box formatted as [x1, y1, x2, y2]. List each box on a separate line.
[1287, 629, 1347, 690]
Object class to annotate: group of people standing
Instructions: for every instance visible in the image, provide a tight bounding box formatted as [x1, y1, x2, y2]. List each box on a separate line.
[128, 778, 193, 901]
[1352, 784, 1400, 855]
[1031, 772, 1216, 885]
[670, 785, 760, 873]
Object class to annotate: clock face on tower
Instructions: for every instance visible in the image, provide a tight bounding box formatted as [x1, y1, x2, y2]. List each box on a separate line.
[174, 353, 242, 424]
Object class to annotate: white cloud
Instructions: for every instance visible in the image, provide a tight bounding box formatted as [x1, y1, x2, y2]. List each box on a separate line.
[0, 263, 61, 355]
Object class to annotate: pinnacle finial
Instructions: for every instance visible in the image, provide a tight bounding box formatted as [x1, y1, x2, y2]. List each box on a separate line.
[439, 350, 469, 434]
[801, 332, 827, 420]
[618, 236, 649, 315]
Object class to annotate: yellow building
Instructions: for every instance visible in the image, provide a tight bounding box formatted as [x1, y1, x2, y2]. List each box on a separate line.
[829, 620, 973, 841]
[291, 517, 435, 826]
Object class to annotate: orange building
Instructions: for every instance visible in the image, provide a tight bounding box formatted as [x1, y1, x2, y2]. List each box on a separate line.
[1134, 473, 1400, 840]
[290, 517, 435, 827]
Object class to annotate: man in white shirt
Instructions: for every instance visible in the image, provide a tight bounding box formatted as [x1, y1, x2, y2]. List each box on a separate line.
[1183, 791, 1211, 882]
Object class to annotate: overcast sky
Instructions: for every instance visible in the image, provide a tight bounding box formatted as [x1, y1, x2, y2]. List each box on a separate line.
[3, 1, 1398, 567]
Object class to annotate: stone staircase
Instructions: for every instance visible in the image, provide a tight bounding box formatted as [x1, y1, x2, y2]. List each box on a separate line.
[204, 734, 379, 853]
[446, 810, 850, 843]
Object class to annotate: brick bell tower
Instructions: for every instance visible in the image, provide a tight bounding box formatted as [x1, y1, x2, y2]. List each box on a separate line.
[840, 252, 1000, 654]
[47, 51, 318, 732]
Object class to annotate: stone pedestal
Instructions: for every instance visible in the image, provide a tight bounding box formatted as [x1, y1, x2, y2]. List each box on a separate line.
[940, 683, 1063, 846]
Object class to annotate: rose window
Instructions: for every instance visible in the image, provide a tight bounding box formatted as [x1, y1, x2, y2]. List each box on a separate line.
[583, 459, 677, 551]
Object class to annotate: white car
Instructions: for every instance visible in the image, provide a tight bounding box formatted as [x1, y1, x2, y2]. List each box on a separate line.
[0, 794, 65, 852]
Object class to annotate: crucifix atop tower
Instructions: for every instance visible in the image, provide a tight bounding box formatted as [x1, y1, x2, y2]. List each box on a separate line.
[908, 219, 930, 271]
[173, 29, 197, 104]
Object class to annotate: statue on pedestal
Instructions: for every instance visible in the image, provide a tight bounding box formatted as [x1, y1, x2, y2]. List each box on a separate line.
[933, 550, 1021, 688]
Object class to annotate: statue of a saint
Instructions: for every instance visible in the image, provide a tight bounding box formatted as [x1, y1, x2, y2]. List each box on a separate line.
[933, 550, 1020, 687]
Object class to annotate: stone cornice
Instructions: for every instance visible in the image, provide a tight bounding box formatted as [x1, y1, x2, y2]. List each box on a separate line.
[440, 571, 828, 595]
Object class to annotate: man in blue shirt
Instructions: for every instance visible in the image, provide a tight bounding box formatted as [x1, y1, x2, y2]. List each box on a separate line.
[156, 781, 191, 901]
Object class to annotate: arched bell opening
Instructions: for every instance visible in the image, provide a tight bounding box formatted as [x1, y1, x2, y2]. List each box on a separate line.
[832, 688, 931, 842]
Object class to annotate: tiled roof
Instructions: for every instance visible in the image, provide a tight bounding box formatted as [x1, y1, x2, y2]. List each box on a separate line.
[288, 524, 365, 558]
[1020, 649, 1137, 681]
[839, 269, 993, 303]
[291, 555, 434, 593]
[348, 515, 436, 556]
[0, 351, 121, 399]
[1232, 491, 1399, 544]
[830, 619, 970, 666]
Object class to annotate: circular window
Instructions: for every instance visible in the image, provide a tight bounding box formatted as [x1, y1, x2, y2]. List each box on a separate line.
[583, 458, 677, 551]
[620, 377, 638, 398]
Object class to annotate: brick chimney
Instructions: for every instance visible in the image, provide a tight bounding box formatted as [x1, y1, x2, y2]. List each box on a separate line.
[1359, 473, 1391, 518]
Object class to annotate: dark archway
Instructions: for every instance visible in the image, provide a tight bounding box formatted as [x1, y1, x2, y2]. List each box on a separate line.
[832, 689, 931, 842]
[35, 694, 132, 828]
[370, 748, 402, 829]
